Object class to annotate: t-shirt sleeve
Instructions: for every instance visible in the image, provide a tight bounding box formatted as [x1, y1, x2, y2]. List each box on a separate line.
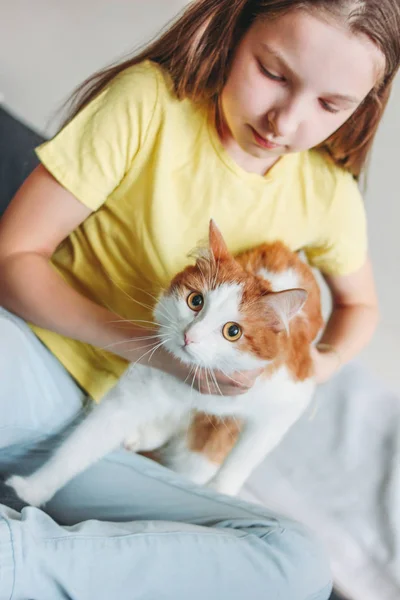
[305, 170, 368, 276]
[35, 62, 160, 211]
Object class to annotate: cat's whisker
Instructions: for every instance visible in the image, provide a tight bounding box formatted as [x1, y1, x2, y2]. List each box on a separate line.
[200, 370, 222, 436]
[127, 340, 165, 354]
[108, 322, 158, 330]
[148, 338, 171, 363]
[203, 410, 220, 435]
[206, 368, 236, 440]
[102, 334, 163, 350]
[210, 378, 237, 444]
[206, 416, 219, 434]
[123, 283, 163, 304]
[231, 415, 242, 431]
[186, 366, 200, 444]
[187, 365, 201, 441]
[183, 364, 196, 385]
[106, 318, 174, 331]
[100, 301, 162, 331]
[106, 275, 176, 326]
[209, 368, 224, 397]
[203, 368, 210, 395]
[131, 286, 178, 325]
[111, 279, 166, 301]
[107, 277, 154, 311]
[190, 365, 199, 398]
[95, 260, 165, 297]
[215, 364, 243, 388]
[183, 367, 198, 445]
[136, 285, 176, 321]
[211, 408, 236, 441]
[218, 357, 258, 387]
[128, 338, 171, 368]
[152, 304, 176, 326]
[221, 418, 236, 440]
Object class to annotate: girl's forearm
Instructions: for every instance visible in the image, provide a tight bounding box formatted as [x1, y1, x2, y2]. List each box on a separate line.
[0, 252, 151, 361]
[318, 302, 379, 364]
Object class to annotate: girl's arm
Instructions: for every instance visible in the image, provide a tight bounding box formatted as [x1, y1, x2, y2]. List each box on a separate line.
[0, 165, 255, 395]
[0, 164, 125, 349]
[312, 258, 379, 383]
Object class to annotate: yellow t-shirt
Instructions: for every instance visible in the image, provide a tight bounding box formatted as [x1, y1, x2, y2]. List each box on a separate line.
[33, 60, 367, 400]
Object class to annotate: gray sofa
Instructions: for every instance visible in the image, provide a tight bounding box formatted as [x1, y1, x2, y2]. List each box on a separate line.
[0, 106, 44, 217]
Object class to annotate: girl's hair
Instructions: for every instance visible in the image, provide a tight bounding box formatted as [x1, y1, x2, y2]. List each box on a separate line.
[64, 0, 400, 177]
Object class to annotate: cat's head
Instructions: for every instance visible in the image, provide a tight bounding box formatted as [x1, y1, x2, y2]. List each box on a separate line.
[154, 221, 307, 372]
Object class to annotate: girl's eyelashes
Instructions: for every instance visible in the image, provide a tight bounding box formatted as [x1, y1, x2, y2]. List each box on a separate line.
[258, 61, 286, 83]
[319, 99, 340, 114]
[258, 59, 342, 115]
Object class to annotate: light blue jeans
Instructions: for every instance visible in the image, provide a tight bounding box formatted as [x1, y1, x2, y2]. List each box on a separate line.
[0, 307, 332, 600]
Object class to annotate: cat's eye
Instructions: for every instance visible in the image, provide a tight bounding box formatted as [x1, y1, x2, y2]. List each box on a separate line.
[187, 292, 204, 312]
[222, 322, 242, 342]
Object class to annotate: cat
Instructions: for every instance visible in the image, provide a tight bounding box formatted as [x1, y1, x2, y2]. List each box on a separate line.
[7, 220, 322, 504]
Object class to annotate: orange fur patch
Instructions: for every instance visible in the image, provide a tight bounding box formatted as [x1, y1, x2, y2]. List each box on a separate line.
[188, 413, 242, 465]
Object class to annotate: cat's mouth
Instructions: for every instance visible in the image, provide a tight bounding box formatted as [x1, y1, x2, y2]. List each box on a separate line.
[180, 344, 195, 358]
[176, 341, 204, 366]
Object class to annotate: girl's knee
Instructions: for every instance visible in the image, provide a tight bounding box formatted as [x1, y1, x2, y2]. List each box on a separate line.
[0, 312, 83, 451]
[262, 518, 332, 600]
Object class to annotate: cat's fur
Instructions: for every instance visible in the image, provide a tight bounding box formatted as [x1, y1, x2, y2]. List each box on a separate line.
[7, 221, 322, 504]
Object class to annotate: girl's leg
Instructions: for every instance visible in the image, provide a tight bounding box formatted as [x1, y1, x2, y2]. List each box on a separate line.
[0, 499, 332, 600]
[0, 308, 332, 600]
[0, 306, 85, 455]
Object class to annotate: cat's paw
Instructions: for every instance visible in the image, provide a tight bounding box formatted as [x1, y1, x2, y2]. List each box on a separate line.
[123, 437, 141, 452]
[5, 475, 54, 507]
[207, 476, 241, 497]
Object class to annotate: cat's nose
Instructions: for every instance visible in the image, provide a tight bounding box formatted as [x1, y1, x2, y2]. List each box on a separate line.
[184, 332, 192, 346]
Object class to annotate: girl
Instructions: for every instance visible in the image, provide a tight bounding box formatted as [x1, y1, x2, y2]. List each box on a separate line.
[0, 0, 399, 598]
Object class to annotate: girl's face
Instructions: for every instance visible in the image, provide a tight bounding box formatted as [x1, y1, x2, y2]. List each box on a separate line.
[220, 10, 384, 167]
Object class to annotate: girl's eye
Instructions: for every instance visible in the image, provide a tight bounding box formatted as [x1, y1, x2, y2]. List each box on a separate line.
[259, 62, 286, 83]
[222, 322, 242, 342]
[319, 99, 340, 114]
[187, 292, 204, 312]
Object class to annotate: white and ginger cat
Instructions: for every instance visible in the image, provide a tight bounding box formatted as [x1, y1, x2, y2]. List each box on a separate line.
[7, 220, 322, 504]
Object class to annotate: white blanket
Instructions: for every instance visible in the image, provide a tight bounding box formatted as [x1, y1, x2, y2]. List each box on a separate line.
[242, 362, 400, 600]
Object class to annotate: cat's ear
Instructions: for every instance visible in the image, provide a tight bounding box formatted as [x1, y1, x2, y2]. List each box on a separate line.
[263, 289, 308, 333]
[209, 220, 231, 261]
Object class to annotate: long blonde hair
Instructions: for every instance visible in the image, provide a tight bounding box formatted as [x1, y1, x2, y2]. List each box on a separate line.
[63, 0, 400, 177]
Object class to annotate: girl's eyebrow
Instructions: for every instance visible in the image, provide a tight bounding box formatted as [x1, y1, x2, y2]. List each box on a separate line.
[260, 42, 295, 75]
[259, 42, 361, 104]
[326, 92, 360, 104]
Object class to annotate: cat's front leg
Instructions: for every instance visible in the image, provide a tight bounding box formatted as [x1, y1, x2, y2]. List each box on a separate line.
[207, 475, 242, 497]
[207, 419, 288, 496]
[6, 396, 133, 507]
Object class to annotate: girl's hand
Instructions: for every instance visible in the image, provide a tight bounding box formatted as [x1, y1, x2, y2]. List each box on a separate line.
[311, 345, 341, 384]
[151, 345, 263, 396]
[192, 365, 264, 396]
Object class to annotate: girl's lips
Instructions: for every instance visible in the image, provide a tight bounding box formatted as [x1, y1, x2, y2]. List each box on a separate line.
[251, 127, 283, 149]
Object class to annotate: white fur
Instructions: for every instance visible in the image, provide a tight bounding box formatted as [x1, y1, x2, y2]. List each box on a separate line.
[258, 267, 299, 292]
[7, 279, 315, 505]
